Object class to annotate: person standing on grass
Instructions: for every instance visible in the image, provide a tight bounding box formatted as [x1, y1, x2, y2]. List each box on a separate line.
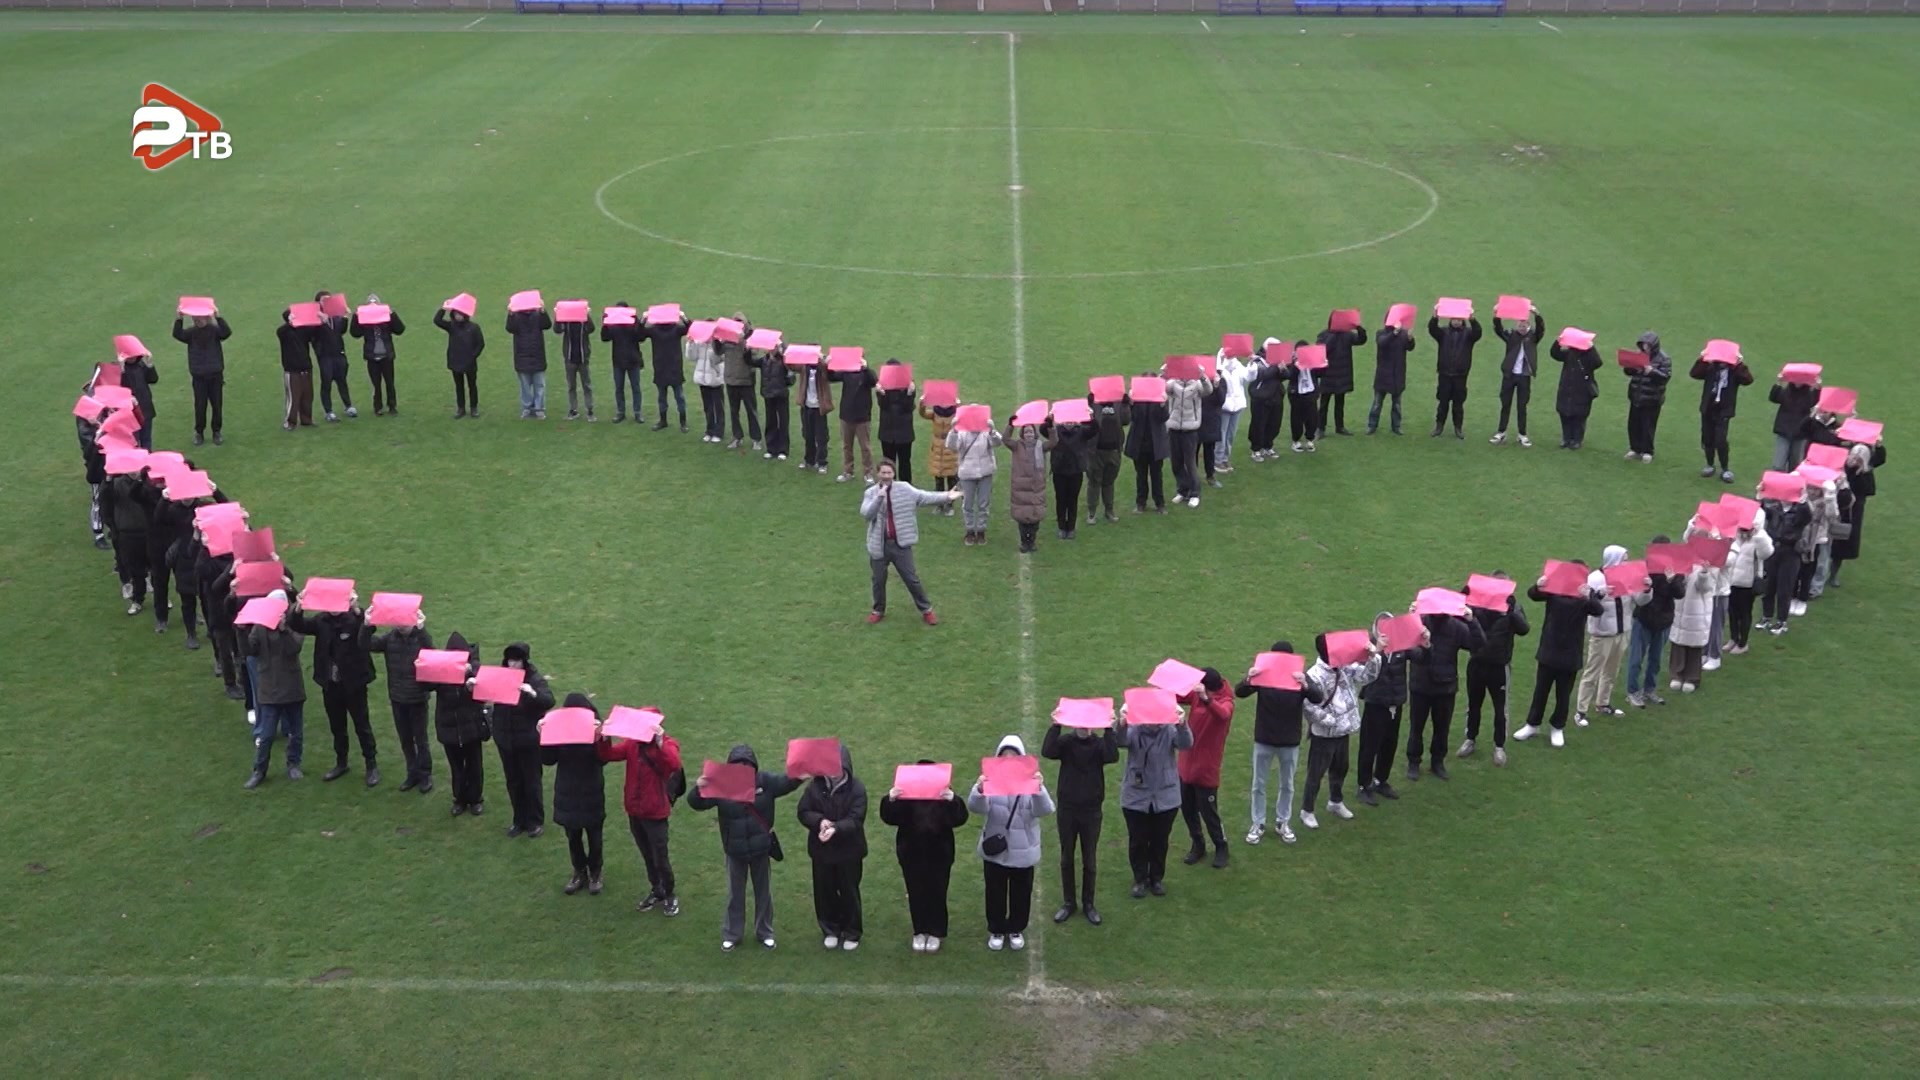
[876, 361, 917, 484]
[172, 310, 229, 446]
[553, 307, 596, 422]
[946, 415, 1004, 545]
[364, 608, 435, 795]
[1042, 713, 1117, 926]
[1461, 577, 1528, 768]
[1176, 669, 1235, 867]
[1550, 335, 1603, 449]
[1116, 704, 1193, 898]
[832, 359, 880, 483]
[1690, 347, 1754, 483]
[1284, 341, 1319, 454]
[348, 295, 405, 416]
[1828, 441, 1881, 588]
[919, 398, 956, 505]
[432, 304, 484, 419]
[1404, 606, 1486, 780]
[880, 762, 970, 953]
[274, 309, 318, 430]
[313, 292, 356, 423]
[434, 631, 487, 817]
[163, 513, 204, 651]
[1757, 487, 1813, 636]
[1666, 563, 1717, 692]
[602, 302, 645, 425]
[1216, 347, 1252, 470]
[1084, 390, 1128, 522]
[797, 745, 868, 952]
[1623, 331, 1670, 462]
[1006, 418, 1051, 554]
[1315, 318, 1367, 439]
[1627, 535, 1690, 706]
[600, 720, 683, 916]
[1574, 546, 1635, 726]
[751, 343, 794, 461]
[1356, 619, 1405, 804]
[1368, 319, 1413, 436]
[719, 313, 761, 450]
[1428, 313, 1482, 439]
[1489, 306, 1544, 448]
[487, 642, 555, 837]
[76, 404, 108, 548]
[862, 458, 962, 626]
[1514, 570, 1605, 748]
[244, 589, 307, 789]
[1125, 377, 1171, 513]
[1767, 375, 1820, 470]
[967, 735, 1054, 953]
[1165, 365, 1211, 507]
[116, 347, 161, 450]
[691, 323, 726, 442]
[1300, 633, 1381, 831]
[1048, 413, 1095, 540]
[197, 535, 245, 702]
[545, 694, 609, 896]
[688, 743, 802, 952]
[289, 597, 381, 788]
[796, 356, 835, 473]
[1239, 641, 1324, 840]
[99, 468, 153, 616]
[1246, 341, 1285, 461]
[642, 310, 691, 432]
[506, 302, 552, 420]
[142, 469, 186, 635]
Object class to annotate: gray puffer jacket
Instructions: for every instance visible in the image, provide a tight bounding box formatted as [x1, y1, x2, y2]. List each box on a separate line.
[966, 735, 1055, 868]
[1116, 719, 1194, 813]
[1166, 377, 1212, 432]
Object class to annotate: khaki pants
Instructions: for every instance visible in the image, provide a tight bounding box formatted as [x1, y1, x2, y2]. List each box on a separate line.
[840, 419, 873, 477]
[1575, 632, 1629, 715]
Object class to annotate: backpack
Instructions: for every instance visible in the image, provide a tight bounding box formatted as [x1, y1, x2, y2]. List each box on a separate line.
[665, 766, 687, 807]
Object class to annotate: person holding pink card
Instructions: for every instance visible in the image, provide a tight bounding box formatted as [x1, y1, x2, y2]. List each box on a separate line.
[1828, 441, 1882, 589]
[1246, 339, 1286, 460]
[945, 411, 1004, 545]
[862, 458, 963, 625]
[312, 291, 358, 423]
[1550, 333, 1604, 450]
[505, 299, 553, 419]
[1367, 318, 1414, 436]
[1125, 373, 1172, 513]
[1489, 305, 1544, 448]
[967, 735, 1055, 952]
[1356, 621, 1408, 804]
[876, 360, 918, 485]
[1084, 384, 1130, 521]
[1404, 602, 1487, 779]
[275, 308, 320, 428]
[1622, 331, 1672, 462]
[878, 761, 967, 952]
[1767, 372, 1821, 471]
[543, 693, 609, 896]
[1514, 567, 1605, 748]
[687, 743, 803, 951]
[831, 358, 879, 483]
[1299, 635, 1382, 830]
[796, 354, 836, 473]
[550, 303, 596, 421]
[486, 642, 556, 836]
[597, 716, 683, 915]
[431, 631, 487, 816]
[1757, 484, 1812, 636]
[1664, 563, 1718, 692]
[288, 595, 382, 788]
[1047, 408, 1096, 540]
[918, 395, 959, 506]
[796, 744, 869, 951]
[363, 605, 436, 795]
[1573, 547, 1636, 726]
[99, 465, 155, 617]
[1164, 365, 1214, 507]
[600, 300, 647, 425]
[1462, 574, 1528, 766]
[1176, 670, 1235, 867]
[1004, 415, 1053, 554]
[243, 590, 308, 789]
[1315, 316, 1368, 438]
[348, 294, 406, 416]
[1238, 641, 1327, 835]
[1690, 345, 1755, 483]
[1427, 311, 1483, 439]
[1283, 340, 1320, 453]
[1117, 698, 1193, 898]
[1041, 709, 1117, 925]
[172, 309, 229, 446]
[690, 321, 726, 442]
[1214, 346, 1253, 469]
[432, 301, 485, 419]
[640, 308, 692, 432]
[1627, 535, 1692, 705]
[749, 341, 794, 460]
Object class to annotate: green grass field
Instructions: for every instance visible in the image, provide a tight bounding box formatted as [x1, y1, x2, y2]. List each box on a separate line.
[2, 11, 1917, 1075]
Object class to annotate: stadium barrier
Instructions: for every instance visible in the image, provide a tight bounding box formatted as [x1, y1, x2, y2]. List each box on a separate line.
[0, 0, 1909, 15]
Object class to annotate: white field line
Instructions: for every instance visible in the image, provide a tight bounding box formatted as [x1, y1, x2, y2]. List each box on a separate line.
[1200, 17, 1212, 30]
[1539, 19, 1563, 31]
[462, 14, 487, 28]
[810, 17, 823, 29]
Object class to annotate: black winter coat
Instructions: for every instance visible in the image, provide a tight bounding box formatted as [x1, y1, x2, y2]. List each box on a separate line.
[1691, 359, 1754, 418]
[1550, 344, 1603, 417]
[364, 624, 434, 704]
[878, 794, 968, 864]
[543, 743, 607, 829]
[432, 633, 488, 746]
[642, 320, 690, 386]
[1469, 596, 1531, 666]
[172, 317, 231, 377]
[1768, 382, 1820, 438]
[290, 608, 377, 689]
[1527, 585, 1606, 672]
[796, 753, 868, 864]
[123, 360, 159, 421]
[77, 419, 105, 484]
[1373, 329, 1415, 395]
[276, 323, 315, 374]
[1248, 362, 1285, 403]
[1316, 326, 1368, 394]
[753, 354, 794, 400]
[1428, 317, 1483, 378]
[1049, 423, 1096, 477]
[686, 744, 802, 862]
[506, 311, 552, 373]
[489, 653, 555, 750]
[1632, 573, 1688, 632]
[554, 318, 594, 364]
[1626, 349, 1671, 407]
[1360, 652, 1408, 706]
[349, 312, 405, 362]
[1198, 378, 1226, 441]
[602, 323, 645, 370]
[1040, 724, 1119, 808]
[432, 311, 485, 373]
[877, 389, 917, 444]
[832, 368, 878, 423]
[1493, 315, 1545, 378]
[247, 625, 308, 705]
[1407, 614, 1488, 694]
[1235, 679, 1326, 748]
[1089, 397, 1130, 450]
[313, 316, 349, 363]
[1124, 401, 1170, 462]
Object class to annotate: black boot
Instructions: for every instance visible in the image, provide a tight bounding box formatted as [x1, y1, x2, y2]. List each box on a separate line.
[1052, 902, 1076, 924]
[322, 761, 350, 783]
[1182, 841, 1206, 866]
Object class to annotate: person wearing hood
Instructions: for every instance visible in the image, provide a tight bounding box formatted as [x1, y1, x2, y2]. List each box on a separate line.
[348, 294, 405, 416]
[1164, 366, 1213, 507]
[1176, 669, 1235, 868]
[945, 413, 1004, 546]
[1041, 708, 1118, 926]
[833, 360, 881, 484]
[99, 467, 154, 616]
[1314, 317, 1366, 439]
[1550, 336, 1604, 449]
[879, 759, 969, 952]
[162, 507, 206, 651]
[1404, 606, 1487, 780]
[173, 310, 230, 445]
[601, 300, 646, 424]
[1427, 313, 1483, 439]
[1125, 374, 1172, 514]
[1489, 306, 1544, 448]
[718, 312, 762, 450]
[1461, 575, 1529, 767]
[797, 745, 868, 950]
[966, 735, 1055, 952]
[1215, 348, 1252, 471]
[1239, 641, 1328, 838]
[1082, 390, 1129, 522]
[244, 590, 307, 789]
[1005, 419, 1052, 554]
[1284, 339, 1320, 454]
[750, 342, 794, 460]
[1574, 546, 1638, 726]
[687, 743, 803, 951]
[288, 595, 381, 788]
[433, 302, 484, 419]
[1515, 567, 1606, 748]
[690, 322, 725, 442]
[876, 361, 917, 484]
[552, 306, 596, 422]
[487, 642, 555, 836]
[1047, 413, 1096, 541]
[919, 397, 957, 506]
[862, 458, 962, 625]
[1301, 634, 1382, 829]
[1246, 340, 1285, 461]
[1115, 705, 1193, 898]
[544, 694, 609, 895]
[641, 310, 692, 431]
[1368, 319, 1415, 436]
[1767, 374, 1821, 471]
[1628, 534, 1692, 706]
[364, 606, 436, 794]
[505, 300, 552, 420]
[599, 716, 684, 916]
[312, 291, 357, 423]
[1616, 332, 1667, 463]
[1690, 347, 1755, 483]
[434, 631, 488, 816]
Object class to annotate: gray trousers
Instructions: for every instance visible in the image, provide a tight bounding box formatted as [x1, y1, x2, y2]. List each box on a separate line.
[871, 538, 932, 614]
[565, 360, 594, 416]
[724, 854, 774, 945]
[959, 475, 994, 532]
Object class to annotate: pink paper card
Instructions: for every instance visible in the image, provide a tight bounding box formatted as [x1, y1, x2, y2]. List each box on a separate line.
[1324, 630, 1372, 669]
[1539, 560, 1590, 598]
[1198, 354, 1218, 380]
[539, 707, 600, 746]
[1644, 542, 1694, 576]
[1688, 535, 1732, 568]
[1466, 574, 1516, 610]
[1603, 560, 1650, 598]
[367, 592, 422, 628]
[320, 293, 349, 318]
[687, 320, 718, 344]
[92, 362, 123, 388]
[1718, 493, 1763, 530]
[231, 560, 285, 599]
[878, 363, 913, 390]
[414, 650, 472, 686]
[922, 379, 959, 408]
[1164, 354, 1201, 381]
[1087, 375, 1125, 404]
[1220, 333, 1255, 359]
[72, 394, 104, 420]
[786, 737, 844, 778]
[299, 576, 354, 614]
[1760, 470, 1806, 502]
[1796, 463, 1841, 488]
[602, 306, 638, 328]
[443, 293, 477, 318]
[1130, 376, 1167, 404]
[699, 760, 758, 803]
[235, 595, 289, 629]
[1148, 658, 1206, 696]
[114, 334, 149, 361]
[100, 409, 140, 439]
[981, 754, 1042, 797]
[1294, 344, 1329, 371]
[745, 327, 783, 351]
[1435, 297, 1474, 320]
[893, 763, 952, 800]
[1052, 399, 1093, 425]
[200, 520, 236, 557]
[1380, 613, 1426, 654]
[1800, 444, 1847, 470]
[355, 303, 391, 326]
[1692, 500, 1738, 536]
[104, 449, 149, 476]
[954, 404, 991, 433]
[602, 705, 665, 742]
[231, 527, 275, 563]
[194, 502, 246, 527]
[145, 458, 191, 487]
[644, 303, 683, 325]
[782, 344, 823, 368]
[1835, 418, 1881, 445]
[827, 346, 865, 372]
[1616, 348, 1649, 371]
[712, 318, 745, 344]
[1263, 341, 1293, 366]
[96, 432, 136, 457]
[1778, 363, 1821, 386]
[1386, 303, 1418, 330]
[288, 302, 323, 328]
[1052, 697, 1114, 729]
[164, 470, 214, 501]
[92, 385, 134, 410]
[1249, 651, 1305, 690]
[146, 453, 189, 473]
[1557, 328, 1595, 350]
[177, 295, 216, 317]
[1701, 338, 1741, 364]
[472, 665, 525, 706]
[1494, 295, 1532, 321]
[554, 300, 590, 323]
[1329, 308, 1362, 333]
[1011, 400, 1050, 427]
[1122, 687, 1180, 726]
[1816, 386, 1857, 416]
[508, 290, 545, 313]
[1414, 588, 1470, 617]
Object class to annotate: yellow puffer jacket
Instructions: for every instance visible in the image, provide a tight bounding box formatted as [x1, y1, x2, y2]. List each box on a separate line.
[920, 403, 958, 478]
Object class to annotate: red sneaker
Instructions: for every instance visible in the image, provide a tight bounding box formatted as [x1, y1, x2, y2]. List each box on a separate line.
[922, 610, 940, 626]
[866, 611, 884, 624]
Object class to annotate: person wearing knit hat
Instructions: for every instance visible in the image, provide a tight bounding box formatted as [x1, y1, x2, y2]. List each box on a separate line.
[1574, 545, 1638, 726]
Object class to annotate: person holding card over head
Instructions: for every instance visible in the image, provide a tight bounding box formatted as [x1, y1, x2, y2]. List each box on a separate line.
[1239, 642, 1326, 836]
[796, 744, 868, 951]
[1041, 704, 1118, 925]
[484, 643, 556, 835]
[1754, 479, 1810, 635]
[1768, 372, 1821, 471]
[916, 392, 958, 501]
[687, 744, 803, 951]
[881, 761, 969, 952]
[1176, 670, 1235, 868]
[312, 292, 357, 422]
[433, 631, 488, 816]
[1048, 406, 1095, 540]
[1116, 695, 1193, 898]
[862, 458, 960, 624]
[1084, 383, 1129, 521]
[1628, 535, 1691, 704]
[541, 694, 609, 896]
[348, 295, 405, 416]
[1550, 332, 1603, 450]
[1313, 313, 1367, 439]
[552, 302, 596, 421]
[74, 398, 109, 548]
[242, 590, 307, 789]
[100, 463, 155, 617]
[1195, 365, 1225, 490]
[1514, 565, 1605, 747]
[110, 339, 160, 450]
[1690, 342, 1754, 483]
[1356, 621, 1408, 804]
[967, 735, 1054, 952]
[163, 510, 207, 651]
[690, 319, 726, 441]
[1665, 561, 1717, 691]
[1489, 305, 1545, 447]
[1215, 347, 1252, 470]
[1164, 362, 1213, 507]
[599, 710, 683, 915]
[876, 360, 917, 484]
[641, 307, 691, 431]
[288, 592, 382, 788]
[1404, 597, 1486, 779]
[750, 342, 794, 460]
[363, 601, 436, 795]
[1284, 341, 1320, 453]
[1247, 340, 1286, 460]
[601, 301, 645, 425]
[172, 310, 229, 446]
[1462, 574, 1528, 766]
[1574, 547, 1637, 725]
[1300, 635, 1381, 830]
[276, 308, 319, 429]
[505, 298, 552, 420]
[945, 408, 1003, 544]
[791, 352, 833, 472]
[717, 312, 761, 450]
[831, 356, 879, 483]
[1427, 309, 1483, 439]
[1369, 315, 1414, 436]
[1125, 375, 1172, 513]
[1005, 414, 1053, 554]
[1623, 331, 1671, 463]
[433, 298, 484, 419]
[1795, 469, 1842, 611]
[1828, 441, 1881, 589]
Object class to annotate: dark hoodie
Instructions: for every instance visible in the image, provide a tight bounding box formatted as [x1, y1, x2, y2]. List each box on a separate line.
[1627, 331, 1671, 408]
[433, 632, 488, 746]
[432, 310, 485, 374]
[1040, 722, 1119, 808]
[796, 746, 868, 864]
[544, 692, 607, 829]
[489, 642, 554, 749]
[686, 744, 802, 861]
[1468, 592, 1532, 667]
[1407, 614, 1488, 695]
[1361, 615, 1410, 707]
[1234, 641, 1326, 748]
[1427, 317, 1484, 378]
[877, 760, 970, 863]
[363, 622, 435, 704]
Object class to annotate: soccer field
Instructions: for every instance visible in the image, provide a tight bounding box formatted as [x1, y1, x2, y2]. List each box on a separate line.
[2, 11, 1917, 1075]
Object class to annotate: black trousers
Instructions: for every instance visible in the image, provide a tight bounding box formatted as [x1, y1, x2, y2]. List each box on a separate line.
[1561, 411, 1589, 447]
[318, 357, 353, 413]
[444, 741, 485, 807]
[1497, 373, 1530, 435]
[1087, 451, 1120, 515]
[1729, 585, 1757, 646]
[982, 860, 1034, 935]
[1199, 440, 1217, 480]
[1053, 472, 1083, 532]
[1406, 688, 1457, 767]
[389, 699, 432, 782]
[1317, 390, 1347, 436]
[1249, 399, 1280, 452]
[1524, 664, 1577, 730]
[811, 858, 864, 940]
[762, 395, 790, 456]
[1132, 458, 1164, 509]
[367, 358, 396, 411]
[1180, 782, 1225, 848]
[1169, 429, 1200, 499]
[1627, 401, 1660, 456]
[725, 384, 761, 441]
[146, 534, 172, 623]
[1700, 413, 1731, 470]
[628, 816, 675, 898]
[566, 823, 604, 873]
[210, 623, 240, 688]
[114, 529, 149, 602]
[451, 370, 478, 413]
[1055, 803, 1101, 907]
[322, 682, 377, 765]
[497, 742, 545, 829]
[699, 385, 726, 438]
[901, 853, 954, 938]
[612, 365, 642, 417]
[1301, 733, 1350, 809]
[1288, 393, 1317, 443]
[1762, 550, 1800, 620]
[191, 373, 224, 436]
[1464, 659, 1509, 746]
[1122, 806, 1178, 885]
[1018, 521, 1040, 550]
[1435, 375, 1468, 430]
[174, 582, 199, 635]
[1357, 702, 1402, 788]
[881, 440, 913, 483]
[801, 408, 831, 468]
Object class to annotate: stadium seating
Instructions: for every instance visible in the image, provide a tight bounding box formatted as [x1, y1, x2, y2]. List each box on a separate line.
[1218, 0, 1503, 13]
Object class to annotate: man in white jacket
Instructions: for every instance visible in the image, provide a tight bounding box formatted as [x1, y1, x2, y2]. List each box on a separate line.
[860, 460, 961, 626]
[1575, 545, 1636, 726]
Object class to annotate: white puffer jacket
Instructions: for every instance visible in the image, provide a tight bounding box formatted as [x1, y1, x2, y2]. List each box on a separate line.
[1218, 354, 1252, 413]
[1669, 568, 1718, 648]
[1725, 530, 1776, 589]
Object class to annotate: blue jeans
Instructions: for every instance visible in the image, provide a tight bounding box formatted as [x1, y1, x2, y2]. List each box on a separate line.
[252, 701, 305, 771]
[612, 365, 643, 417]
[1249, 743, 1298, 828]
[656, 382, 686, 422]
[1627, 621, 1669, 695]
[1216, 410, 1242, 465]
[517, 372, 546, 414]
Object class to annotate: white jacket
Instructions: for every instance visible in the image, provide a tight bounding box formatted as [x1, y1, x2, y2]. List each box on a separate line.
[690, 340, 723, 387]
[1669, 569, 1717, 648]
[1304, 653, 1380, 738]
[1725, 531, 1775, 589]
[1808, 480, 1841, 545]
[1218, 354, 1252, 413]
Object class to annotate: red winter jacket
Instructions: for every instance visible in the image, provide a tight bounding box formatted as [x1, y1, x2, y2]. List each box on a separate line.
[1175, 685, 1235, 788]
[598, 733, 683, 821]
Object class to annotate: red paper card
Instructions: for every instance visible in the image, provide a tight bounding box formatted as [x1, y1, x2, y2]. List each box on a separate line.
[712, 318, 744, 344]
[877, 363, 912, 390]
[1688, 535, 1732, 568]
[603, 306, 637, 327]
[980, 754, 1042, 797]
[1494, 295, 1532, 321]
[1835, 418, 1881, 445]
[1778, 363, 1821, 386]
[471, 665, 525, 706]
[1294, 344, 1328, 371]
[235, 595, 288, 629]
[1329, 308, 1362, 333]
[1616, 348, 1649, 371]
[320, 293, 349, 318]
[954, 404, 991, 433]
[1164, 354, 1201, 381]
[1122, 687, 1180, 726]
[1249, 651, 1304, 690]
[299, 576, 354, 614]
[786, 737, 844, 778]
[355, 303, 391, 326]
[1220, 333, 1255, 359]
[554, 300, 590, 323]
[1718, 493, 1763, 530]
[1800, 444, 1847, 470]
[1052, 399, 1093, 424]
[1129, 376, 1167, 404]
[508, 290, 544, 313]
[1324, 630, 1373, 668]
[443, 293, 477, 318]
[231, 527, 275, 563]
[1603, 561, 1650, 598]
[1011, 400, 1050, 428]
[366, 592, 422, 628]
[178, 295, 216, 318]
[644, 303, 683, 325]
[699, 760, 759, 803]
[1148, 658, 1206, 696]
[1380, 613, 1426, 654]
[539, 707, 599, 746]
[782, 344, 822, 368]
[1414, 588, 1469, 617]
[1760, 469, 1806, 502]
[745, 327, 782, 351]
[1816, 386, 1857, 416]
[1644, 543, 1694, 576]
[164, 470, 214, 501]
[687, 320, 717, 344]
[231, 560, 285, 599]
[1539, 560, 1590, 598]
[1263, 341, 1293, 366]
[602, 705, 665, 742]
[1557, 327, 1595, 350]
[1087, 375, 1125, 404]
[922, 379, 959, 408]
[893, 763, 952, 801]
[1435, 297, 1474, 321]
[1701, 338, 1741, 364]
[113, 334, 149, 361]
[1466, 574, 1517, 610]
[414, 649, 471, 686]
[288, 302, 323, 328]
[826, 346, 865, 372]
[1052, 697, 1114, 730]
[1385, 303, 1418, 330]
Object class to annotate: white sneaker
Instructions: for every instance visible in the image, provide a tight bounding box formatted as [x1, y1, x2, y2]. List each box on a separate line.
[120, 581, 133, 600]
[988, 934, 1005, 952]
[1489, 432, 1506, 445]
[1641, 453, 1654, 463]
[842, 939, 859, 952]
[1624, 450, 1640, 461]
[763, 452, 774, 460]
[1300, 811, 1319, 830]
[1244, 823, 1264, 845]
[345, 406, 358, 419]
[1009, 933, 1026, 951]
[722, 940, 736, 952]
[1669, 679, 1684, 691]
[1703, 657, 1722, 671]
[912, 934, 928, 952]
[126, 600, 142, 616]
[926, 937, 942, 953]
[246, 709, 257, 727]
[1513, 724, 1539, 741]
[1790, 600, 1807, 617]
[1517, 435, 1533, 448]
[1291, 442, 1303, 453]
[1457, 738, 1476, 758]
[761, 937, 776, 950]
[823, 935, 840, 950]
[1550, 728, 1565, 748]
[1187, 497, 1200, 509]
[1328, 801, 1353, 820]
[1493, 747, 1508, 767]
[1303, 441, 1315, 453]
[776, 454, 788, 461]
[1575, 712, 1590, 728]
[1682, 682, 1698, 693]
[1279, 823, 1297, 844]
